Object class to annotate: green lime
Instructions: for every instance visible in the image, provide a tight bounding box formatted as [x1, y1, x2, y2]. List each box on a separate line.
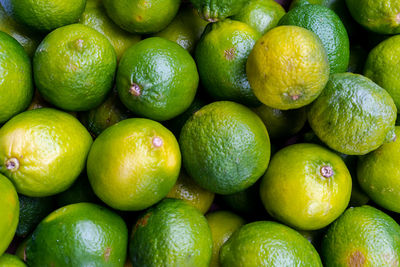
[260, 143, 352, 230]
[26, 202, 128, 266]
[0, 108, 93, 197]
[0, 174, 19, 255]
[247, 25, 329, 110]
[345, 0, 400, 34]
[357, 126, 400, 212]
[153, 6, 209, 54]
[0, 31, 33, 124]
[129, 198, 212, 266]
[34, 24, 117, 111]
[179, 101, 270, 194]
[252, 105, 307, 140]
[322, 205, 400, 266]
[195, 19, 261, 106]
[15, 236, 28, 262]
[220, 221, 322, 266]
[308, 72, 397, 155]
[364, 35, 400, 112]
[232, 0, 286, 35]
[16, 195, 54, 237]
[103, 0, 180, 34]
[0, 3, 42, 57]
[3, 0, 86, 32]
[206, 211, 245, 267]
[116, 37, 198, 121]
[279, 4, 350, 74]
[79, 0, 141, 61]
[87, 118, 181, 211]
[166, 171, 215, 214]
[0, 254, 26, 267]
[190, 0, 248, 22]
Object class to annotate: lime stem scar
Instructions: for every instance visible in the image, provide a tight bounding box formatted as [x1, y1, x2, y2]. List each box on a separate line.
[6, 157, 19, 172]
[129, 83, 141, 96]
[320, 165, 333, 178]
[152, 137, 163, 147]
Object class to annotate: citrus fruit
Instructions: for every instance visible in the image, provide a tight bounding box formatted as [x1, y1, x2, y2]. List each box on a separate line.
[129, 198, 212, 266]
[252, 105, 307, 140]
[26, 203, 128, 267]
[79, 0, 141, 61]
[246, 25, 329, 110]
[321, 205, 400, 266]
[260, 143, 352, 230]
[279, 4, 350, 74]
[116, 37, 198, 121]
[153, 6, 209, 54]
[195, 19, 261, 106]
[190, 0, 248, 22]
[364, 35, 400, 112]
[0, 31, 33, 124]
[79, 90, 131, 137]
[166, 171, 215, 214]
[357, 126, 400, 212]
[220, 221, 322, 266]
[0, 3, 42, 57]
[0, 254, 26, 267]
[34, 24, 117, 111]
[103, 0, 180, 34]
[3, 0, 86, 32]
[346, 0, 400, 34]
[15, 236, 28, 262]
[55, 174, 98, 207]
[179, 101, 270, 195]
[0, 108, 93, 197]
[232, 0, 286, 35]
[0, 174, 19, 255]
[308, 72, 397, 155]
[87, 118, 181, 211]
[206, 211, 245, 267]
[16, 195, 53, 238]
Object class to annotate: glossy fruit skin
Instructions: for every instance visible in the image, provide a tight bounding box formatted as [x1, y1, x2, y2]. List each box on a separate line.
[0, 254, 26, 267]
[0, 174, 19, 255]
[117, 37, 199, 121]
[195, 19, 261, 106]
[322, 205, 400, 266]
[0, 31, 33, 124]
[346, 0, 400, 34]
[0, 3, 41, 57]
[220, 221, 323, 266]
[0, 108, 93, 197]
[190, 0, 248, 22]
[308, 73, 397, 155]
[129, 198, 213, 267]
[179, 101, 270, 195]
[279, 4, 350, 74]
[2, 0, 86, 32]
[260, 143, 352, 230]
[166, 171, 215, 214]
[103, 0, 180, 34]
[26, 203, 128, 267]
[206, 211, 245, 267]
[153, 6, 209, 54]
[87, 118, 181, 211]
[232, 0, 286, 35]
[34, 24, 117, 112]
[357, 126, 400, 212]
[364, 35, 400, 112]
[246, 25, 330, 110]
[79, 0, 141, 61]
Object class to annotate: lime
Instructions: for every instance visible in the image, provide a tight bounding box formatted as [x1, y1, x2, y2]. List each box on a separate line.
[190, 0, 248, 22]
[0, 108, 93, 197]
[179, 101, 270, 194]
[246, 25, 329, 110]
[0, 254, 26, 267]
[87, 118, 181, 211]
[34, 24, 117, 111]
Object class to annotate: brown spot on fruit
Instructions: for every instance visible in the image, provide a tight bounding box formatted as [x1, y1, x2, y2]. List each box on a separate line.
[347, 250, 366, 267]
[224, 48, 236, 60]
[129, 83, 141, 96]
[104, 247, 111, 261]
[138, 212, 151, 227]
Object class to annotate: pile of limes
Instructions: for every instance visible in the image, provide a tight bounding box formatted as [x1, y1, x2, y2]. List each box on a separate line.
[1, 0, 400, 266]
